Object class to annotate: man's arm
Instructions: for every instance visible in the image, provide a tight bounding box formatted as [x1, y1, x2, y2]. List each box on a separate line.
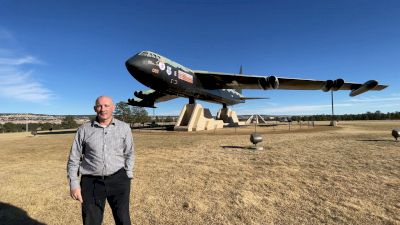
[67, 127, 84, 192]
[124, 124, 134, 178]
[70, 188, 83, 203]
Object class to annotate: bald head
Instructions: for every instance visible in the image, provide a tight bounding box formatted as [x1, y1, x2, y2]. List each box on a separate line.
[94, 96, 115, 125]
[95, 96, 114, 106]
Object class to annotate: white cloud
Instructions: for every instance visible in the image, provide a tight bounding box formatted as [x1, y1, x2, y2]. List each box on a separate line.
[0, 69, 54, 102]
[0, 55, 42, 65]
[0, 57, 54, 103]
[0, 29, 54, 103]
[347, 96, 400, 103]
[0, 70, 31, 85]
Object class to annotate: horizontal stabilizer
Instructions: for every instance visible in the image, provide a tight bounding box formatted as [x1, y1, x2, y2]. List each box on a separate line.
[240, 97, 269, 100]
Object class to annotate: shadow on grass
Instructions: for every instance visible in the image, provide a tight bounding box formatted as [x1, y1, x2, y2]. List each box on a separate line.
[357, 139, 397, 142]
[221, 145, 272, 151]
[37, 130, 77, 135]
[132, 125, 175, 131]
[221, 145, 248, 149]
[0, 202, 46, 225]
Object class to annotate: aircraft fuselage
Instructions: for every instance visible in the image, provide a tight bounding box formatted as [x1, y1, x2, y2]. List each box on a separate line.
[125, 51, 244, 106]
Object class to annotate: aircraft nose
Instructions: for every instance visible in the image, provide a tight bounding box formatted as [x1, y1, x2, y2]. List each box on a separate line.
[125, 55, 140, 74]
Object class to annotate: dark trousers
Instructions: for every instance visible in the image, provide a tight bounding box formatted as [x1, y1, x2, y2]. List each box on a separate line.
[81, 168, 131, 225]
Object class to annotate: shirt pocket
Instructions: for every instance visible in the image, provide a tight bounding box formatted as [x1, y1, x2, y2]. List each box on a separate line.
[110, 134, 126, 156]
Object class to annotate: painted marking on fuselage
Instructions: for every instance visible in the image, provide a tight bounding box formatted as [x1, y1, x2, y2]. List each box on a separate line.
[146, 59, 155, 66]
[151, 68, 159, 74]
[170, 78, 178, 84]
[178, 70, 193, 84]
[158, 61, 166, 71]
[166, 66, 172, 75]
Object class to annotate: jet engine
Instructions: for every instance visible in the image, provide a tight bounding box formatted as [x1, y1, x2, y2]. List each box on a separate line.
[349, 80, 378, 97]
[321, 79, 344, 92]
[260, 76, 279, 90]
[127, 98, 155, 108]
[134, 91, 146, 99]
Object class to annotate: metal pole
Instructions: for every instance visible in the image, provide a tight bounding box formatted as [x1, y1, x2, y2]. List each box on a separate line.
[330, 90, 337, 126]
[331, 90, 334, 120]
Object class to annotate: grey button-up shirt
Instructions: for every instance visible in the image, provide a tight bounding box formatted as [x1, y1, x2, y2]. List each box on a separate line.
[67, 118, 134, 190]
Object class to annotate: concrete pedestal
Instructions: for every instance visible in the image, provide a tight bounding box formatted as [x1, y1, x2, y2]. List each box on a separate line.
[217, 108, 245, 126]
[174, 103, 224, 131]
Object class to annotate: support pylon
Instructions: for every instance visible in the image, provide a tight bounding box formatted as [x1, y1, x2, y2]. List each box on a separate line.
[174, 103, 224, 131]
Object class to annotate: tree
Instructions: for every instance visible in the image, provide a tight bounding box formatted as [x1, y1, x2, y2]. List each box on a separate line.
[131, 106, 150, 124]
[61, 116, 78, 129]
[164, 116, 174, 122]
[113, 101, 150, 125]
[3, 122, 18, 132]
[114, 102, 133, 123]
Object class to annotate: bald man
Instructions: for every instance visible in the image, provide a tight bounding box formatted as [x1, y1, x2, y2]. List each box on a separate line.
[67, 96, 134, 225]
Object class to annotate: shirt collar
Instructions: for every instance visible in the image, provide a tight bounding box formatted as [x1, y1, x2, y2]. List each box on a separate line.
[92, 117, 116, 127]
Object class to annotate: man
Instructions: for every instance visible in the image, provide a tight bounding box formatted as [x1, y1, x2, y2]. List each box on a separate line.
[67, 96, 134, 225]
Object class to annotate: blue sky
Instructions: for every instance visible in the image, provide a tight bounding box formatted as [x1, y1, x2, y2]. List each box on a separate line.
[0, 0, 399, 116]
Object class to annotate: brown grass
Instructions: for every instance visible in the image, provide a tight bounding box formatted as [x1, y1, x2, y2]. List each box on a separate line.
[0, 121, 399, 225]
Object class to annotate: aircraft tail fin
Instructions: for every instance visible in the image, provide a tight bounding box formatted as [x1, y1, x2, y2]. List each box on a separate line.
[235, 65, 243, 94]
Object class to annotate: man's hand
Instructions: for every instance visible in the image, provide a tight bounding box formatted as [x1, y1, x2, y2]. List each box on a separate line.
[70, 188, 83, 203]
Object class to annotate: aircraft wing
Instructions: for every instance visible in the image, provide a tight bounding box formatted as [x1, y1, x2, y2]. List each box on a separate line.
[127, 89, 178, 108]
[193, 70, 388, 96]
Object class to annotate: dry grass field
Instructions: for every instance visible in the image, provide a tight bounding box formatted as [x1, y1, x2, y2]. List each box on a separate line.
[0, 120, 399, 225]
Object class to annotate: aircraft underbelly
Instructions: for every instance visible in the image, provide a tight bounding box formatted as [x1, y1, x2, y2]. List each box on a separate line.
[194, 89, 241, 105]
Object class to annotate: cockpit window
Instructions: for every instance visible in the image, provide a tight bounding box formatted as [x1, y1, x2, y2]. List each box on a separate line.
[138, 51, 161, 60]
[138, 51, 193, 73]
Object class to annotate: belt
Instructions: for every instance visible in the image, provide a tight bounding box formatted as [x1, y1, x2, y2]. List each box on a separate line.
[82, 168, 124, 180]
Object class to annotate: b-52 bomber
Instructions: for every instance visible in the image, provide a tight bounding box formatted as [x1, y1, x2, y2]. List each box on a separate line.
[125, 51, 387, 108]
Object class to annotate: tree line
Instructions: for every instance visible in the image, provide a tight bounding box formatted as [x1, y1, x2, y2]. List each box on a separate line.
[0, 102, 150, 133]
[288, 111, 400, 122]
[0, 115, 81, 133]
[1, 107, 399, 133]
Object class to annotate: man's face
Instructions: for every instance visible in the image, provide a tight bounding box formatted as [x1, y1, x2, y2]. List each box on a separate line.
[94, 97, 115, 121]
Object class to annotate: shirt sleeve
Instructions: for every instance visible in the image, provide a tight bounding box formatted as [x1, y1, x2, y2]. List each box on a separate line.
[67, 127, 84, 190]
[124, 124, 134, 178]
